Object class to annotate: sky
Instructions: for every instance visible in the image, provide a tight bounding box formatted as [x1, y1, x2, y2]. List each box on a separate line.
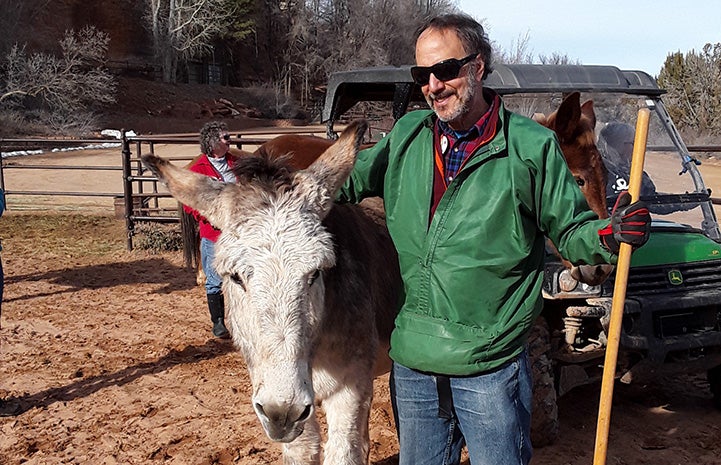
[457, 0, 721, 76]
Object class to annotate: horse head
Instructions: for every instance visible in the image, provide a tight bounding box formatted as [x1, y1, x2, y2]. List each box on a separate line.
[534, 92, 613, 285]
[142, 120, 369, 444]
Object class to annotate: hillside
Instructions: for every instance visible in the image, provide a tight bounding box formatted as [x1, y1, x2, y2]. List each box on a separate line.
[99, 76, 311, 136]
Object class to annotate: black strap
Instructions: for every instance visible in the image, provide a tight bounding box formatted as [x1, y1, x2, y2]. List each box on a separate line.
[436, 375, 454, 419]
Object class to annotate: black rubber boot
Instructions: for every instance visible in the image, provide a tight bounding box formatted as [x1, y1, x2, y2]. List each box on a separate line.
[207, 293, 230, 339]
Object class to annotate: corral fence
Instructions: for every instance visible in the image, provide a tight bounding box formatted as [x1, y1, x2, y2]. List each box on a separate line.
[0, 126, 329, 251]
[2, 138, 721, 251]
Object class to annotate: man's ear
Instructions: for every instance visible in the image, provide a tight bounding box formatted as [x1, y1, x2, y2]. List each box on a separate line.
[474, 57, 485, 81]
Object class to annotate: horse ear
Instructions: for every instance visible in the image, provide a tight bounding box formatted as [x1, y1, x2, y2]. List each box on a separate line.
[141, 154, 248, 231]
[580, 99, 597, 130]
[300, 119, 368, 215]
[553, 91, 581, 143]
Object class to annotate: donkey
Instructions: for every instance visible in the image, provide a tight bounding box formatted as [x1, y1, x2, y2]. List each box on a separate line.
[143, 121, 401, 465]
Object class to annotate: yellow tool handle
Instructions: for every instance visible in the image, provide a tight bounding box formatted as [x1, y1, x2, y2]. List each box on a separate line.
[593, 108, 650, 465]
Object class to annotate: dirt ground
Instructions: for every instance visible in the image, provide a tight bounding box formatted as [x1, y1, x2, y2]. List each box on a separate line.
[2, 145, 721, 464]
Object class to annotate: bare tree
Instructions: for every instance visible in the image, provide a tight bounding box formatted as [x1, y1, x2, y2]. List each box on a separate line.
[492, 30, 578, 66]
[1, 26, 117, 135]
[145, 0, 251, 83]
[494, 31, 533, 65]
[278, 0, 455, 105]
[537, 52, 580, 65]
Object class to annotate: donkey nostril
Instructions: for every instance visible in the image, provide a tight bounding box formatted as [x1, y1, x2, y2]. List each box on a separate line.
[296, 404, 312, 423]
[255, 402, 266, 418]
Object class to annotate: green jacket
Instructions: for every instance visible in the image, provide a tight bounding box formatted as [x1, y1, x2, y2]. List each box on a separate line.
[338, 100, 615, 376]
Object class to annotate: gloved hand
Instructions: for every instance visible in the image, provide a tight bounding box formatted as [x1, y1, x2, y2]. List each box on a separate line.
[598, 191, 651, 254]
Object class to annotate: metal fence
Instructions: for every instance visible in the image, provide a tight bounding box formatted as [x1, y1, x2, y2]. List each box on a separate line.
[0, 126, 329, 250]
[0, 138, 124, 198]
[2, 135, 720, 251]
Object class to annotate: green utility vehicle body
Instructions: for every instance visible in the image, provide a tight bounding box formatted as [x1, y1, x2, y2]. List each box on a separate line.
[321, 64, 721, 444]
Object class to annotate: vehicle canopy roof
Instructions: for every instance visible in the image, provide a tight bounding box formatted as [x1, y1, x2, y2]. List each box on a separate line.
[322, 64, 663, 124]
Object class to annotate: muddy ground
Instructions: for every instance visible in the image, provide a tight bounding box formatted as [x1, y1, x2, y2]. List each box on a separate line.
[1, 147, 721, 464]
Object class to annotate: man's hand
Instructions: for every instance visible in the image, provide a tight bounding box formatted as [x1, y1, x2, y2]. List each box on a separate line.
[598, 191, 651, 254]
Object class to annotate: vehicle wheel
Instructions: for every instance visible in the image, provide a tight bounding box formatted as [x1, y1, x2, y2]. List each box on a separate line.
[709, 364, 721, 409]
[528, 317, 559, 447]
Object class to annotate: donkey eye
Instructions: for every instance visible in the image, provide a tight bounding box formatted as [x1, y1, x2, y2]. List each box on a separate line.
[230, 273, 246, 291]
[307, 270, 320, 286]
[575, 177, 586, 187]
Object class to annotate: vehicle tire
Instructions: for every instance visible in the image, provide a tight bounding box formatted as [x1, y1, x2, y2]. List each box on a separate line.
[528, 316, 559, 447]
[709, 364, 721, 409]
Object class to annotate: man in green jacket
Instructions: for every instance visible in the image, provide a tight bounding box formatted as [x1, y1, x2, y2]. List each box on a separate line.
[338, 13, 650, 465]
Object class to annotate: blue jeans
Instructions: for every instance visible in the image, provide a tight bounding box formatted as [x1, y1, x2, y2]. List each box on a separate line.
[200, 237, 222, 295]
[391, 351, 532, 465]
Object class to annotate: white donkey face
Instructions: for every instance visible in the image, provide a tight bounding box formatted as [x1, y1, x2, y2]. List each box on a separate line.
[141, 120, 367, 443]
[215, 190, 335, 442]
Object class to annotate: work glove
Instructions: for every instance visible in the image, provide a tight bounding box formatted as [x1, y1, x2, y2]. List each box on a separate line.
[598, 191, 651, 254]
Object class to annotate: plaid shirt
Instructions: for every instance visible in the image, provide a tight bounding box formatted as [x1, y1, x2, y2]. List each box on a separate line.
[436, 94, 499, 184]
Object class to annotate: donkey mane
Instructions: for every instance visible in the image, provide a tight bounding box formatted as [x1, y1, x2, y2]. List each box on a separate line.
[232, 151, 298, 191]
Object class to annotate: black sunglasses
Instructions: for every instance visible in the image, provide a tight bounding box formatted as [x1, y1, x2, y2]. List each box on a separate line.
[221, 134, 231, 141]
[410, 53, 478, 86]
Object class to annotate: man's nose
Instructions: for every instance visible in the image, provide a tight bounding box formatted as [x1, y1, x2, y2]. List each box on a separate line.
[428, 73, 445, 92]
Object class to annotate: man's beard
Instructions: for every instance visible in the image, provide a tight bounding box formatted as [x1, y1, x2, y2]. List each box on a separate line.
[426, 70, 477, 124]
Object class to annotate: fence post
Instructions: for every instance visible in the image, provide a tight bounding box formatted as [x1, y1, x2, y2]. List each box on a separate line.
[148, 142, 158, 211]
[0, 139, 5, 193]
[121, 130, 135, 251]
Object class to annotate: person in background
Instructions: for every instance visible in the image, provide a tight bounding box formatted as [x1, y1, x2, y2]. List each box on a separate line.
[337, 13, 651, 465]
[183, 122, 237, 339]
[0, 187, 5, 316]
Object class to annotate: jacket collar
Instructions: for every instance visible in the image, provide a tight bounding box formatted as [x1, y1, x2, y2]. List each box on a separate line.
[421, 88, 508, 165]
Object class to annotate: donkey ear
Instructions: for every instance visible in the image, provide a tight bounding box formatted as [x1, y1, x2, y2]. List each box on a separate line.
[141, 154, 245, 231]
[553, 91, 581, 143]
[298, 119, 367, 216]
[306, 119, 367, 191]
